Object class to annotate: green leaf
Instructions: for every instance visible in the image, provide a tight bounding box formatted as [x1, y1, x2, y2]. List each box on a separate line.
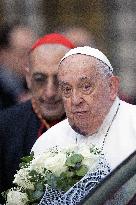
[35, 183, 44, 191]
[75, 165, 88, 177]
[60, 171, 74, 178]
[56, 174, 72, 192]
[26, 188, 44, 203]
[65, 154, 84, 167]
[32, 190, 44, 200]
[19, 152, 34, 168]
[46, 173, 57, 188]
[21, 152, 34, 163]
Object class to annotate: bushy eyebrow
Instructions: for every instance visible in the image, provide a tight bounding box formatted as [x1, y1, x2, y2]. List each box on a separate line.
[78, 77, 96, 84]
[59, 76, 95, 86]
[79, 76, 88, 81]
[79, 76, 96, 80]
[59, 81, 70, 87]
[32, 72, 47, 77]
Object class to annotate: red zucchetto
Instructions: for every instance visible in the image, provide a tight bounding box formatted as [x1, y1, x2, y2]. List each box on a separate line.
[30, 33, 75, 52]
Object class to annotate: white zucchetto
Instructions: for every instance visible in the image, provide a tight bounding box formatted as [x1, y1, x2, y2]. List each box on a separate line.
[60, 46, 113, 72]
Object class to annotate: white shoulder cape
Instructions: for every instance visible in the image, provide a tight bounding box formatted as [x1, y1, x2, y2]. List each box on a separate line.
[32, 98, 136, 170]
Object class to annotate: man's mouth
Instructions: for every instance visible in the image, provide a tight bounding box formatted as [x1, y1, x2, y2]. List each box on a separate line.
[40, 98, 61, 105]
[40, 99, 62, 109]
[72, 111, 88, 116]
[46, 99, 62, 105]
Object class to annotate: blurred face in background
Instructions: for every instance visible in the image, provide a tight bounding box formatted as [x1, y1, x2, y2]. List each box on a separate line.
[59, 55, 119, 135]
[0, 26, 36, 77]
[9, 26, 36, 76]
[63, 26, 95, 47]
[28, 44, 69, 121]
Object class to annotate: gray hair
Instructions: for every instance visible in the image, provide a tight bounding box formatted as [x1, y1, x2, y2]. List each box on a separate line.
[95, 59, 113, 78]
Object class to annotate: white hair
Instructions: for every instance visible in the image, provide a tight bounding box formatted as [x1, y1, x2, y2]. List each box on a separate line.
[95, 59, 113, 77]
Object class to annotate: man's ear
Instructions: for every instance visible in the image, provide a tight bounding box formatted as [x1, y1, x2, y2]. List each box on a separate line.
[109, 76, 120, 101]
[25, 67, 31, 89]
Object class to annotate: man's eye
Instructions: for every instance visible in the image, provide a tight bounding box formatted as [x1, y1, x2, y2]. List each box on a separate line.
[83, 83, 91, 90]
[33, 74, 46, 83]
[81, 83, 94, 94]
[61, 86, 72, 97]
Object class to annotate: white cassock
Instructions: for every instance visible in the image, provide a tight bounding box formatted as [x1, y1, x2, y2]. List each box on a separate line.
[32, 97, 136, 171]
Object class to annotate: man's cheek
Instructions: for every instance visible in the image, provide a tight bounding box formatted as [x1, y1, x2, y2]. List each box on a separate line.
[64, 101, 70, 111]
[33, 84, 42, 93]
[65, 108, 73, 119]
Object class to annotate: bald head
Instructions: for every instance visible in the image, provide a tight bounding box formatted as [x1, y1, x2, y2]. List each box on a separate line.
[29, 44, 70, 70]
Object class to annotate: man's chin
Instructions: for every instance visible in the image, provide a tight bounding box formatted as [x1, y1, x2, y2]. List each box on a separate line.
[41, 109, 65, 121]
[70, 123, 88, 136]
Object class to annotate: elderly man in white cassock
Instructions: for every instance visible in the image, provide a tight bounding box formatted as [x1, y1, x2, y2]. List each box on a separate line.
[32, 46, 136, 204]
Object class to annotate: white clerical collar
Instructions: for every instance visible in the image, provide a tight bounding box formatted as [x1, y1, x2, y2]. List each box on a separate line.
[75, 97, 120, 148]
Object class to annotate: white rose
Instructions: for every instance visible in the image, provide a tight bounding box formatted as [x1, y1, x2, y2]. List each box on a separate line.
[13, 168, 34, 190]
[78, 144, 91, 158]
[43, 152, 67, 176]
[30, 151, 56, 174]
[30, 156, 45, 174]
[78, 144, 99, 170]
[6, 190, 28, 205]
[63, 144, 78, 154]
[83, 154, 99, 170]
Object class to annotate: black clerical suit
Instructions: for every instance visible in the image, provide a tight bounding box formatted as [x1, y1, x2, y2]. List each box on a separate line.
[0, 100, 65, 200]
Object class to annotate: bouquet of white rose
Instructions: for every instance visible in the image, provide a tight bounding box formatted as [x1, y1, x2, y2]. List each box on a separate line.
[3, 143, 101, 205]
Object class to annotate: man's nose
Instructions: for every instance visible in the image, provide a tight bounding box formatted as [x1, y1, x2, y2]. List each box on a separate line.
[71, 89, 83, 105]
[45, 79, 57, 98]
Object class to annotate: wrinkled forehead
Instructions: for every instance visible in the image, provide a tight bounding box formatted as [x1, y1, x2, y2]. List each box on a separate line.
[59, 54, 101, 71]
[58, 54, 103, 83]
